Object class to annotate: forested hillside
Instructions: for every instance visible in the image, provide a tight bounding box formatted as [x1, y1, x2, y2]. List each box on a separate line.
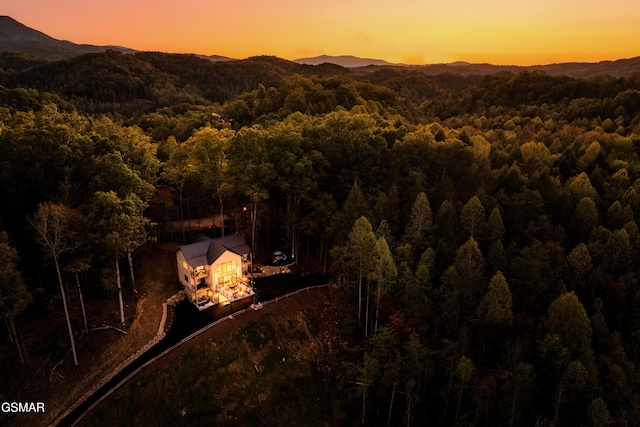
[2, 51, 640, 426]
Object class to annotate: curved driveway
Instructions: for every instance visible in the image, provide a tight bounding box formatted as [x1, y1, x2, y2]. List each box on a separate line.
[61, 285, 329, 427]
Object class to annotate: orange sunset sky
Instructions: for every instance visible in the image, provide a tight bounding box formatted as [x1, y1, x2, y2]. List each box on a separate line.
[5, 0, 640, 65]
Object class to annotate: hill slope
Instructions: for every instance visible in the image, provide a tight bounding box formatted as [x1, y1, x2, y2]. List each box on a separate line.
[388, 57, 640, 78]
[0, 16, 135, 60]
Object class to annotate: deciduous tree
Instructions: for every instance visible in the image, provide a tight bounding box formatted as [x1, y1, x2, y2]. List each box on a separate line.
[546, 292, 593, 363]
[186, 127, 233, 236]
[348, 216, 376, 327]
[0, 232, 31, 364]
[226, 125, 276, 254]
[454, 355, 475, 424]
[89, 191, 151, 325]
[461, 196, 486, 240]
[162, 142, 195, 242]
[404, 192, 433, 246]
[370, 236, 397, 334]
[487, 207, 505, 243]
[567, 243, 592, 286]
[30, 202, 78, 365]
[478, 271, 513, 326]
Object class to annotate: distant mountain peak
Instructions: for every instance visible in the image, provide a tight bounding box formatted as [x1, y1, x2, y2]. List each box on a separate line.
[0, 16, 135, 60]
[197, 54, 236, 62]
[449, 61, 471, 67]
[0, 16, 57, 43]
[294, 54, 397, 68]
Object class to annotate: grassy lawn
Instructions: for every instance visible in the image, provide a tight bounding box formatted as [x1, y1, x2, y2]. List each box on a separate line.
[80, 294, 348, 427]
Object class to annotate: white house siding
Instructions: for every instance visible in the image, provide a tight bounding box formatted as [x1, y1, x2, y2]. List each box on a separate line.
[212, 250, 242, 291]
[176, 235, 252, 309]
[176, 250, 191, 288]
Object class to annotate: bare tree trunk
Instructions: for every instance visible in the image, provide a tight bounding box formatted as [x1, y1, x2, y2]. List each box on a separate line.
[365, 283, 370, 337]
[375, 282, 381, 333]
[4, 316, 11, 343]
[178, 183, 185, 243]
[291, 221, 296, 262]
[362, 386, 367, 425]
[187, 196, 191, 233]
[290, 195, 300, 261]
[19, 327, 29, 366]
[407, 391, 411, 427]
[54, 255, 78, 366]
[291, 226, 295, 261]
[325, 236, 329, 267]
[286, 193, 292, 239]
[388, 380, 396, 427]
[444, 359, 453, 417]
[455, 385, 463, 424]
[234, 199, 239, 234]
[295, 197, 301, 261]
[250, 195, 259, 256]
[115, 259, 125, 326]
[553, 385, 563, 427]
[510, 389, 517, 427]
[75, 272, 88, 334]
[358, 258, 363, 322]
[6, 315, 24, 364]
[218, 184, 225, 237]
[127, 250, 137, 293]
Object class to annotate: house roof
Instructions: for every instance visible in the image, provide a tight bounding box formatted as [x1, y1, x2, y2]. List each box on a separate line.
[179, 235, 250, 268]
[214, 234, 251, 257]
[179, 240, 211, 268]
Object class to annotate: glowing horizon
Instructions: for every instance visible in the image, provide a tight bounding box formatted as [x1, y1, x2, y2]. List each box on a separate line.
[4, 0, 640, 66]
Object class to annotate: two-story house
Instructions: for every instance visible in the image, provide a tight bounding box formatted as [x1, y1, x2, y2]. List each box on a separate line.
[176, 235, 253, 310]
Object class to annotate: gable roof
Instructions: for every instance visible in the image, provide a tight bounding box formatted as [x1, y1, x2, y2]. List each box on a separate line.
[179, 235, 250, 268]
[214, 234, 251, 257]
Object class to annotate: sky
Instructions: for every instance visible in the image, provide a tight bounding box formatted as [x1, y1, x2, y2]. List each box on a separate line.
[4, 0, 640, 65]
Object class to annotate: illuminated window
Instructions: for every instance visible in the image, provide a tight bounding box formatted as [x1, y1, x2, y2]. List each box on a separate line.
[183, 261, 188, 270]
[216, 260, 236, 274]
[218, 274, 237, 286]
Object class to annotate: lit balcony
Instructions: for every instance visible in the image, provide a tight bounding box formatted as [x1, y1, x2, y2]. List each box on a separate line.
[191, 266, 210, 279]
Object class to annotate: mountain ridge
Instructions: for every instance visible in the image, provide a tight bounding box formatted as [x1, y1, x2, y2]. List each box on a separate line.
[2, 16, 640, 77]
[0, 16, 136, 60]
[293, 54, 398, 68]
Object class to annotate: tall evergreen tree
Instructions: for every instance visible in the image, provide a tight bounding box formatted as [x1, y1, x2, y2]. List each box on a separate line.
[347, 216, 376, 327]
[404, 192, 433, 245]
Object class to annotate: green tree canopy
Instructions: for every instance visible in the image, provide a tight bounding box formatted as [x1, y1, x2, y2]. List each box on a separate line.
[478, 271, 513, 326]
[0, 232, 31, 364]
[404, 191, 433, 245]
[546, 292, 593, 362]
[460, 195, 486, 240]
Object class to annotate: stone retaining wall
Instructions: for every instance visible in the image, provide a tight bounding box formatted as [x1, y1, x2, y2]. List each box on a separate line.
[50, 293, 178, 427]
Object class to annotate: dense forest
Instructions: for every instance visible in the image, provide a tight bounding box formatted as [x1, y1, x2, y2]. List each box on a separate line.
[2, 50, 640, 426]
